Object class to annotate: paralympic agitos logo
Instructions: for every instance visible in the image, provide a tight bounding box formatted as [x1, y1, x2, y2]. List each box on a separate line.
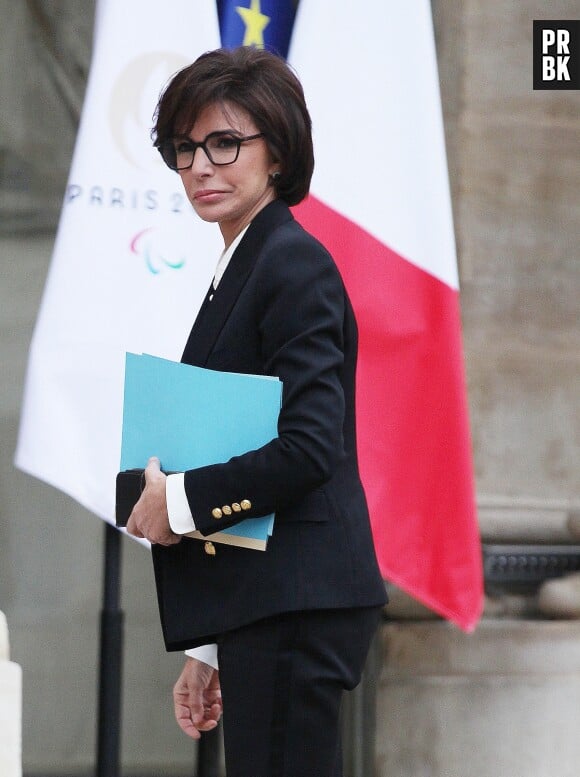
[130, 227, 186, 275]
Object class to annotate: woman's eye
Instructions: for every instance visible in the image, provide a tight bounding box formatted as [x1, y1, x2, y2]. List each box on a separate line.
[214, 135, 238, 149]
[175, 141, 192, 154]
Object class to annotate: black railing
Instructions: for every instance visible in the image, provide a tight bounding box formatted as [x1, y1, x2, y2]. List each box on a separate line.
[483, 544, 580, 593]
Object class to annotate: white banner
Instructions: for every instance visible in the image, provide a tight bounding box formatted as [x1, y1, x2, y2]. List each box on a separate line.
[16, 0, 221, 522]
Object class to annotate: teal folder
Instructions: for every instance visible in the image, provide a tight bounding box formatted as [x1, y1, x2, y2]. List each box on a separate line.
[120, 353, 282, 550]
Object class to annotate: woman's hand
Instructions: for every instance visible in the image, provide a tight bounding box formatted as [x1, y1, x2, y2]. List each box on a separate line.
[173, 658, 222, 739]
[126, 456, 181, 545]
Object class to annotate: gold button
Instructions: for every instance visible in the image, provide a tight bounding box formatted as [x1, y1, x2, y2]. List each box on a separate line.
[232, 502, 242, 513]
[240, 499, 252, 511]
[204, 541, 216, 556]
[222, 505, 233, 516]
[211, 507, 223, 520]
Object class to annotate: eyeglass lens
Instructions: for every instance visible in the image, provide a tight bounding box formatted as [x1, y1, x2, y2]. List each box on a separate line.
[159, 132, 252, 170]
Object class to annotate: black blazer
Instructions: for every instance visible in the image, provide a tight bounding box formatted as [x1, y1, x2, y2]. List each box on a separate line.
[152, 200, 386, 651]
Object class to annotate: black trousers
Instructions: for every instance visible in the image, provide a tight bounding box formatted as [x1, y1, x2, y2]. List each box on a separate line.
[216, 606, 383, 777]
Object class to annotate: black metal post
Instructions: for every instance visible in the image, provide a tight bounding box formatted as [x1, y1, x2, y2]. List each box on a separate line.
[96, 522, 124, 777]
[196, 722, 223, 777]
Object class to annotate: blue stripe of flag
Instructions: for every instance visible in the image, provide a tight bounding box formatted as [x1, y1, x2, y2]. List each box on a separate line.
[217, 0, 298, 59]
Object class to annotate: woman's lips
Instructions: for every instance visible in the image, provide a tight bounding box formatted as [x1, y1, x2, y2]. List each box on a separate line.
[193, 189, 226, 202]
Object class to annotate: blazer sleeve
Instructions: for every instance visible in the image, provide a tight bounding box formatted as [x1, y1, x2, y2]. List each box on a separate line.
[183, 229, 348, 535]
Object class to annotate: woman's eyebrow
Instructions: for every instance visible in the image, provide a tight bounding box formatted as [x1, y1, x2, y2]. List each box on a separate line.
[180, 129, 244, 141]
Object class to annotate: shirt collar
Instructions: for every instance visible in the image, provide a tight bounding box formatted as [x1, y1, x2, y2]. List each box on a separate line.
[212, 224, 251, 290]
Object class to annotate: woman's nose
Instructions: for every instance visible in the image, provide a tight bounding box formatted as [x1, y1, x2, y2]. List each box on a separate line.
[189, 146, 214, 176]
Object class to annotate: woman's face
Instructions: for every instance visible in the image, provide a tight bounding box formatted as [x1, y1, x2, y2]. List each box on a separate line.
[178, 101, 279, 246]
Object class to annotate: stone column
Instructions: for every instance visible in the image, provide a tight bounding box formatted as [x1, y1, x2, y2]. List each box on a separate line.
[0, 612, 22, 777]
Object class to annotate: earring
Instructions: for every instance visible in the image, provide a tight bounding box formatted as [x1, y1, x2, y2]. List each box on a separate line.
[269, 171, 281, 184]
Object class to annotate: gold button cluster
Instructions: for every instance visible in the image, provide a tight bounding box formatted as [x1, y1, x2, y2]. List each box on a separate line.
[211, 499, 252, 519]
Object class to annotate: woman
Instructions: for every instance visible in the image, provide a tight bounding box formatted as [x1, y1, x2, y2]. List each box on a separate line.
[127, 46, 386, 777]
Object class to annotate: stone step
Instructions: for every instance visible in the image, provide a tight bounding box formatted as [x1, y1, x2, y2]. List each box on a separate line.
[0, 612, 22, 777]
[376, 619, 580, 777]
[0, 612, 9, 662]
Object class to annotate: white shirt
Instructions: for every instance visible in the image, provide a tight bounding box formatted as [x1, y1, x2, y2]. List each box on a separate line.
[166, 225, 250, 670]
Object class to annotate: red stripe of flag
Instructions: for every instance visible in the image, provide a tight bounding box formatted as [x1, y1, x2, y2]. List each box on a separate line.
[294, 195, 483, 631]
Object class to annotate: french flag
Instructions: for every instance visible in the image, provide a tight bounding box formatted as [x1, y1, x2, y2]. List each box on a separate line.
[219, 0, 483, 630]
[291, 4, 483, 631]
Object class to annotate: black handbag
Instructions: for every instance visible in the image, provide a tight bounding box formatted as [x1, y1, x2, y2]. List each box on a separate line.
[115, 469, 146, 527]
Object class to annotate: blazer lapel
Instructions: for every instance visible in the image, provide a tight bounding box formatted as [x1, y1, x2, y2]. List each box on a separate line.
[181, 200, 293, 366]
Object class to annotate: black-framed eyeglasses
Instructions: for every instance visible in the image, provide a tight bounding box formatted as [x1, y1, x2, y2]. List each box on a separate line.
[156, 131, 265, 171]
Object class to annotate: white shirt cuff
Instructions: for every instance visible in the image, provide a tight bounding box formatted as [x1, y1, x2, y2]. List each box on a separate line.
[185, 644, 219, 669]
[166, 473, 196, 534]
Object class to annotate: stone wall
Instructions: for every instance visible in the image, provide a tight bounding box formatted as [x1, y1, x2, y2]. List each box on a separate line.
[434, 0, 579, 511]
[0, 1, 94, 232]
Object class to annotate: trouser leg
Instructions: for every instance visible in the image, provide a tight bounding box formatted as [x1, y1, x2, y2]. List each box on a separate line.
[217, 606, 382, 777]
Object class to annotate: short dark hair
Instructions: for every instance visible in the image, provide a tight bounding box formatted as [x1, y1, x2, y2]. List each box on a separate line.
[152, 47, 314, 206]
